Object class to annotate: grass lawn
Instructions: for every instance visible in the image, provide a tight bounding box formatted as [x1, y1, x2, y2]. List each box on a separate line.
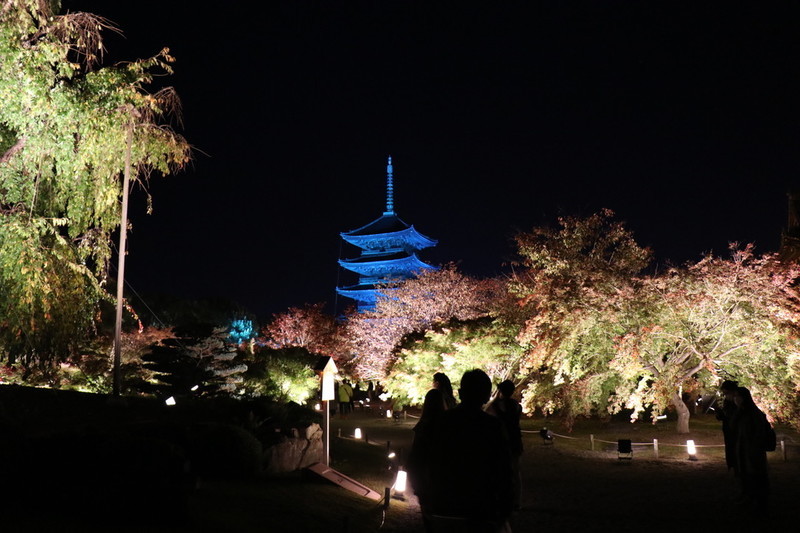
[2, 387, 797, 532]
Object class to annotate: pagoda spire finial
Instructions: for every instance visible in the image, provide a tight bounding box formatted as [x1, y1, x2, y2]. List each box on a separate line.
[384, 155, 394, 215]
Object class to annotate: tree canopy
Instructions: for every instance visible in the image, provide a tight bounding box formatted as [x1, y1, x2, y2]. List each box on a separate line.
[0, 1, 190, 365]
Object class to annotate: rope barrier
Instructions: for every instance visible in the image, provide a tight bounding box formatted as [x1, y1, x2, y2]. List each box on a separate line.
[522, 429, 726, 447]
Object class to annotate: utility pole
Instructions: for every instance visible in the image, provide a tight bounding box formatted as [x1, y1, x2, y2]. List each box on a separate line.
[112, 120, 134, 396]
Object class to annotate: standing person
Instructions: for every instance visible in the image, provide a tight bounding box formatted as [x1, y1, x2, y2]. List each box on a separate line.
[427, 369, 513, 532]
[338, 379, 353, 418]
[731, 387, 770, 515]
[408, 384, 448, 531]
[408, 372, 456, 526]
[716, 380, 739, 474]
[486, 380, 523, 511]
[433, 372, 457, 410]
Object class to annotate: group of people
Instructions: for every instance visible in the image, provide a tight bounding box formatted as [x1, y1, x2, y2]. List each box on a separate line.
[407, 370, 522, 533]
[716, 380, 772, 515]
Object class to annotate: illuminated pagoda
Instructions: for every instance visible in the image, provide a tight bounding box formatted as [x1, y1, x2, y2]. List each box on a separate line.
[337, 157, 438, 311]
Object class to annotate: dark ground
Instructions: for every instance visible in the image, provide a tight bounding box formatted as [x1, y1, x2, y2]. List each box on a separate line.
[333, 410, 800, 533]
[1, 386, 796, 532]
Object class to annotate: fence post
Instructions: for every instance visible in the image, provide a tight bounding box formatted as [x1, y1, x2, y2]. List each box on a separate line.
[653, 439, 659, 460]
[781, 439, 786, 462]
[590, 434, 595, 451]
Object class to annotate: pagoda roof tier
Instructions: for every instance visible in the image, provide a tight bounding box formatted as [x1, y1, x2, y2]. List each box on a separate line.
[335, 286, 380, 305]
[341, 213, 437, 251]
[339, 252, 435, 278]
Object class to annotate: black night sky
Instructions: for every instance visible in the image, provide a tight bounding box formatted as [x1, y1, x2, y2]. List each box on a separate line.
[63, 1, 800, 321]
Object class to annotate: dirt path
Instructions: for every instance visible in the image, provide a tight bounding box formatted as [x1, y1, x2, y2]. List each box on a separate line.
[334, 413, 798, 532]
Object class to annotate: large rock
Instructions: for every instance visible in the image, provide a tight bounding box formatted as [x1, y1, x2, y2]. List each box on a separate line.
[263, 423, 323, 474]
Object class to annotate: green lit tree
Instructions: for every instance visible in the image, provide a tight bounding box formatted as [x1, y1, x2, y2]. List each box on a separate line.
[242, 346, 319, 404]
[509, 209, 652, 427]
[610, 245, 800, 433]
[0, 1, 190, 367]
[384, 316, 524, 408]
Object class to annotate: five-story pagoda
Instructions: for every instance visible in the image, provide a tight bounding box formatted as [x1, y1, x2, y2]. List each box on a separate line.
[337, 157, 438, 311]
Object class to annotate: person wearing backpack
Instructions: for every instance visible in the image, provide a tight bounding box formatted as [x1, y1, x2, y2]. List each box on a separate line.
[731, 387, 770, 516]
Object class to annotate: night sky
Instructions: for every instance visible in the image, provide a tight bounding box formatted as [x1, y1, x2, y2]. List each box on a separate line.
[62, 1, 800, 321]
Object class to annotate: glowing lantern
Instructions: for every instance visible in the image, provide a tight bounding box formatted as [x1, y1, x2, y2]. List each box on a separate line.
[392, 468, 407, 500]
[165, 396, 176, 406]
[687, 440, 697, 460]
[354, 428, 362, 439]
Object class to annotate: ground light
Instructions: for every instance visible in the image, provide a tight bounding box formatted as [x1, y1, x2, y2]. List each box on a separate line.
[392, 468, 407, 501]
[386, 409, 393, 418]
[165, 396, 176, 406]
[686, 440, 697, 461]
[354, 428, 362, 439]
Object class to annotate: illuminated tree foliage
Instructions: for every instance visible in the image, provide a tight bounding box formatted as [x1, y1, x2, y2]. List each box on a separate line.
[141, 325, 247, 396]
[346, 264, 504, 380]
[611, 245, 800, 432]
[242, 346, 319, 404]
[510, 210, 800, 432]
[0, 1, 190, 366]
[384, 316, 524, 408]
[509, 209, 652, 427]
[260, 303, 344, 360]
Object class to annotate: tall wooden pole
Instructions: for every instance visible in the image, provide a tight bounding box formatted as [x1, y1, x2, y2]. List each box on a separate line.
[112, 122, 133, 396]
[324, 399, 330, 466]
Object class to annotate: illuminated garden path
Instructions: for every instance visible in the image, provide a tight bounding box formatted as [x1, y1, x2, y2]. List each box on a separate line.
[331, 411, 799, 532]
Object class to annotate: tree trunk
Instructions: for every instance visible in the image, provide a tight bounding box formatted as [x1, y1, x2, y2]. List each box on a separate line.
[671, 392, 691, 434]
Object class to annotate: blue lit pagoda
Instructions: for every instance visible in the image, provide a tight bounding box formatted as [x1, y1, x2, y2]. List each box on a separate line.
[337, 157, 438, 311]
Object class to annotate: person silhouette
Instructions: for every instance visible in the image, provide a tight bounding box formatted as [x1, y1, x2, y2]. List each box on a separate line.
[408, 383, 449, 529]
[731, 387, 770, 516]
[716, 379, 739, 474]
[338, 379, 353, 418]
[426, 369, 513, 532]
[486, 380, 523, 511]
[433, 372, 457, 410]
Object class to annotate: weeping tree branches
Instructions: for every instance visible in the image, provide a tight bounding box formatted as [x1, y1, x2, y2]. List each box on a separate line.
[0, 0, 191, 365]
